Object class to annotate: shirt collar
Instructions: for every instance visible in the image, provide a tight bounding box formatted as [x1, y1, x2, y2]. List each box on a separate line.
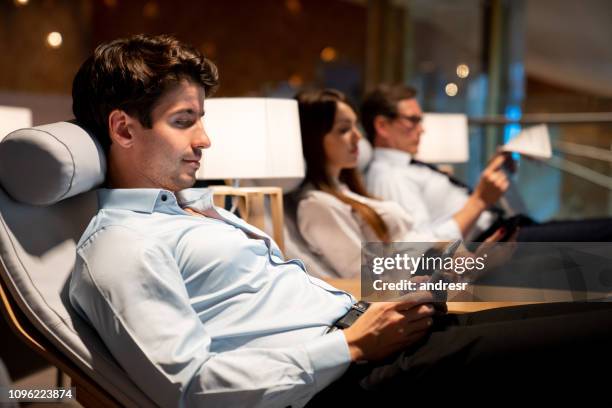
[373, 147, 413, 165]
[97, 188, 214, 214]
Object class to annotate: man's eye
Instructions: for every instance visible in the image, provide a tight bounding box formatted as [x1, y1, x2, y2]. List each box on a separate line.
[175, 119, 194, 128]
[338, 128, 351, 134]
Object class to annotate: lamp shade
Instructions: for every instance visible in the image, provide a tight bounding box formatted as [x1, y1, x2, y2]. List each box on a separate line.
[415, 113, 469, 163]
[0, 106, 32, 141]
[196, 98, 305, 180]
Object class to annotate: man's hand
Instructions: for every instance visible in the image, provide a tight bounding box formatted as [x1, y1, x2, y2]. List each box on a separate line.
[471, 154, 510, 207]
[342, 291, 436, 362]
[473, 226, 519, 273]
[453, 153, 512, 236]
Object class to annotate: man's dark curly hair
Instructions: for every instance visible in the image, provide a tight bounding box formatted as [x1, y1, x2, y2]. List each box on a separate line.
[72, 34, 219, 152]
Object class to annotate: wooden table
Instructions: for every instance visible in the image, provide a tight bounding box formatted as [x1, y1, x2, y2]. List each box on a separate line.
[322, 278, 537, 313]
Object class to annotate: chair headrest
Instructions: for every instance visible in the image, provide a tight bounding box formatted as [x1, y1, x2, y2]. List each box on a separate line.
[357, 137, 373, 173]
[0, 121, 106, 206]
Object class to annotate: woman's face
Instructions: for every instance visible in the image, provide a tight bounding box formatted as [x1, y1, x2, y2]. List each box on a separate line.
[322, 101, 362, 173]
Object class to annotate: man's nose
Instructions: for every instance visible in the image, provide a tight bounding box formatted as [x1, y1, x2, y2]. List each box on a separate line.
[416, 122, 424, 135]
[193, 121, 211, 149]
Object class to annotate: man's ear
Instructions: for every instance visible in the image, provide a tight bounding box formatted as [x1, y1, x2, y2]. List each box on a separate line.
[108, 110, 136, 148]
[373, 115, 390, 140]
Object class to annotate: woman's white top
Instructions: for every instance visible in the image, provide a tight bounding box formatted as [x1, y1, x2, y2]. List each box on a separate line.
[297, 184, 437, 278]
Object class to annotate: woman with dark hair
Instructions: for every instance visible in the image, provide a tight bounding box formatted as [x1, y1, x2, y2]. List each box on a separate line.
[295, 89, 462, 278]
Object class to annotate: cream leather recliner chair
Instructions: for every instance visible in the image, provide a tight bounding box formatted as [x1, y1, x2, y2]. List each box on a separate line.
[0, 121, 157, 407]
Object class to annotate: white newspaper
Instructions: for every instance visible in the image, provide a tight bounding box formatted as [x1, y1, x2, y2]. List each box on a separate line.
[501, 124, 552, 159]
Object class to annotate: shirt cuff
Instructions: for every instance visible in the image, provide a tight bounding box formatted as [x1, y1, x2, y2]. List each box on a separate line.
[304, 330, 351, 394]
[432, 218, 463, 240]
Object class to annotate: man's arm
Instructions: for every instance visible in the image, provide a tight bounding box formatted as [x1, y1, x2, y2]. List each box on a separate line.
[343, 291, 436, 362]
[452, 154, 509, 236]
[368, 166, 462, 240]
[367, 165, 434, 228]
[70, 226, 351, 408]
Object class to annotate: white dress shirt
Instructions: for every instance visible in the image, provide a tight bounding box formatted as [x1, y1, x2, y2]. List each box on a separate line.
[297, 184, 437, 278]
[70, 188, 355, 408]
[366, 148, 495, 240]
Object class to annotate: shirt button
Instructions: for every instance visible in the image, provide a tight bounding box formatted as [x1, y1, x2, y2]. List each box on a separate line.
[161, 194, 168, 202]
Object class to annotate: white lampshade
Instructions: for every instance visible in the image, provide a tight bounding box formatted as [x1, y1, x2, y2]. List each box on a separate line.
[196, 98, 305, 180]
[415, 113, 469, 163]
[0, 106, 32, 141]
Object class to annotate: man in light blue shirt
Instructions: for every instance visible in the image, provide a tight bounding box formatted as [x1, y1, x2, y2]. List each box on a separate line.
[70, 187, 356, 407]
[68, 34, 436, 407]
[68, 34, 612, 407]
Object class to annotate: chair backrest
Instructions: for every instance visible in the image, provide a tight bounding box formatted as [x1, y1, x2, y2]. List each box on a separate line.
[0, 121, 158, 407]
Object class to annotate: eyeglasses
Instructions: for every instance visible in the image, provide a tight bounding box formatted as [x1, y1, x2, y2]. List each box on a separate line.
[393, 114, 423, 127]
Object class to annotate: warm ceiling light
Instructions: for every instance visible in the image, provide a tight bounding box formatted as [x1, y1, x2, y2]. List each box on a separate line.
[143, 1, 159, 18]
[445, 82, 458, 97]
[456, 64, 470, 78]
[46, 32, 63, 49]
[320, 47, 337, 62]
[285, 0, 301, 14]
[288, 74, 303, 88]
[14, 0, 29, 6]
[103, 0, 117, 8]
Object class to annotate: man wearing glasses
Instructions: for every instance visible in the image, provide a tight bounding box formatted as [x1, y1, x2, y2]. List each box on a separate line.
[361, 83, 612, 242]
[361, 84, 509, 241]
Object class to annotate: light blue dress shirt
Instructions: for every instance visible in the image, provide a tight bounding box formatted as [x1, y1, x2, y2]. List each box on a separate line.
[69, 188, 355, 408]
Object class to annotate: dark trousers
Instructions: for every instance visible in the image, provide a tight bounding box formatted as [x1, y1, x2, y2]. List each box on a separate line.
[517, 217, 612, 241]
[476, 216, 612, 242]
[306, 302, 612, 406]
